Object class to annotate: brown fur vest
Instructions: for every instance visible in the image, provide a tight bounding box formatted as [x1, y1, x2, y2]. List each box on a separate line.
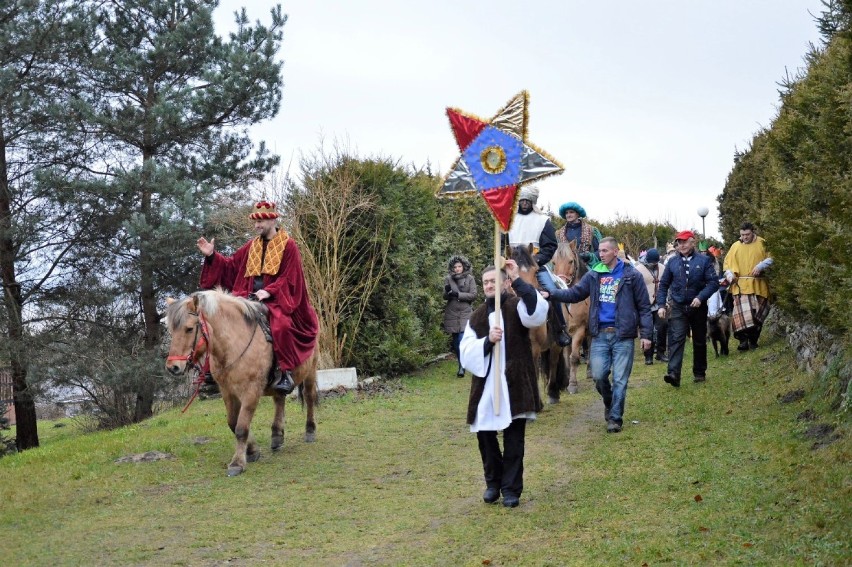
[466, 295, 543, 424]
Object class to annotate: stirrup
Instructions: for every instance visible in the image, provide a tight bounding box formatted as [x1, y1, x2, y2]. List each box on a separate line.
[271, 368, 296, 394]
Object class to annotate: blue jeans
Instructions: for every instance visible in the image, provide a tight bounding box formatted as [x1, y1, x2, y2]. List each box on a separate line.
[535, 267, 555, 289]
[589, 330, 635, 425]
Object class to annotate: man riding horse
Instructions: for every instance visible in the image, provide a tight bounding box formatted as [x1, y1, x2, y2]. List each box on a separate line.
[556, 201, 602, 268]
[196, 201, 319, 394]
[505, 185, 570, 347]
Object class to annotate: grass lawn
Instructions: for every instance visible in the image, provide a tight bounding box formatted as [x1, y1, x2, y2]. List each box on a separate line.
[1, 334, 849, 566]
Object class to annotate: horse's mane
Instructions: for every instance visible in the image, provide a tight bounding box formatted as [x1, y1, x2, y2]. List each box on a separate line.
[164, 298, 189, 332]
[554, 241, 588, 278]
[510, 244, 538, 270]
[166, 288, 266, 332]
[195, 289, 266, 326]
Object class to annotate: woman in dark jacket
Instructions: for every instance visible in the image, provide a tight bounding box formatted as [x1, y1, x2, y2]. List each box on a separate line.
[443, 255, 477, 377]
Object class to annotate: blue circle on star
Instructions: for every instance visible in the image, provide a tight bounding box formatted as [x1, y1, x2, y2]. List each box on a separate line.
[461, 126, 523, 191]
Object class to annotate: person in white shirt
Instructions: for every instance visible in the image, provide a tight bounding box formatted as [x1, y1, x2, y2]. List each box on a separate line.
[460, 260, 548, 508]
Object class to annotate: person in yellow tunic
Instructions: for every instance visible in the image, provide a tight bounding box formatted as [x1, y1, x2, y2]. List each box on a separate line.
[723, 222, 773, 351]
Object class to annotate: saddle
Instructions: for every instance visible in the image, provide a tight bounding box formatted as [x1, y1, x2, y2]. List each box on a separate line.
[247, 295, 274, 343]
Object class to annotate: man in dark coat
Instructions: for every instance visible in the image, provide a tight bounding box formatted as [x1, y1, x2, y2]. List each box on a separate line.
[460, 260, 548, 508]
[633, 248, 668, 364]
[196, 201, 319, 394]
[656, 230, 720, 387]
[542, 237, 653, 433]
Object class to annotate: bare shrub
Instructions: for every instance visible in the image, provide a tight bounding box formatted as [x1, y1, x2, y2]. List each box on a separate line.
[258, 147, 392, 369]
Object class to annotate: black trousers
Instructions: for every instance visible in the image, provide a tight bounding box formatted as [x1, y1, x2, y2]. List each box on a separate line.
[734, 324, 763, 344]
[667, 303, 708, 379]
[477, 418, 527, 498]
[652, 311, 668, 356]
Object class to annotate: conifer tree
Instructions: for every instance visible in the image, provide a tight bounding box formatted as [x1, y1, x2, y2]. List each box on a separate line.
[69, 1, 286, 420]
[0, 0, 96, 450]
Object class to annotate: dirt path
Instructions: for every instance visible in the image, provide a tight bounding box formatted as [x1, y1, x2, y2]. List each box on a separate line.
[524, 385, 604, 505]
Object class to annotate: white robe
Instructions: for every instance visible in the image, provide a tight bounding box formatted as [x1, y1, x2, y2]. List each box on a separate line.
[508, 211, 549, 248]
[460, 292, 549, 432]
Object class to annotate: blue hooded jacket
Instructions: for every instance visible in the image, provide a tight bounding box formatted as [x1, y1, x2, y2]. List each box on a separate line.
[544, 260, 653, 340]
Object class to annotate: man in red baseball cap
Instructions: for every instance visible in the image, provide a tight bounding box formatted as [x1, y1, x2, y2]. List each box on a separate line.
[196, 201, 319, 394]
[655, 229, 719, 387]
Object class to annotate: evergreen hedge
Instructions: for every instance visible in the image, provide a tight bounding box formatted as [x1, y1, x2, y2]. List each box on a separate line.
[718, 2, 852, 337]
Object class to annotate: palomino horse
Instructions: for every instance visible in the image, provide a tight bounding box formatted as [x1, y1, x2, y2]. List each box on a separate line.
[551, 241, 591, 393]
[164, 289, 318, 476]
[506, 244, 568, 404]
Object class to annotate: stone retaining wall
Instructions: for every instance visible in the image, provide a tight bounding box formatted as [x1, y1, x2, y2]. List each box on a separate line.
[765, 308, 850, 411]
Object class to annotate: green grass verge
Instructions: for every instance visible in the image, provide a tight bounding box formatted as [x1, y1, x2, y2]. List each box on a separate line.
[1, 335, 849, 566]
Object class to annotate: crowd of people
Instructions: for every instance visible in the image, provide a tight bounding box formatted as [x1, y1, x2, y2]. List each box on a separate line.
[193, 197, 773, 510]
[443, 189, 774, 507]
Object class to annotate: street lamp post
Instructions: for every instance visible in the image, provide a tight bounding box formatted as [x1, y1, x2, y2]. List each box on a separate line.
[697, 206, 709, 240]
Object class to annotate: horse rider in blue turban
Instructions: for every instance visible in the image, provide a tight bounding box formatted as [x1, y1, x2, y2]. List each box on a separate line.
[557, 201, 603, 267]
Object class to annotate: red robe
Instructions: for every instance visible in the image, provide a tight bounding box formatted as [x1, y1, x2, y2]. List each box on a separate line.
[200, 238, 318, 371]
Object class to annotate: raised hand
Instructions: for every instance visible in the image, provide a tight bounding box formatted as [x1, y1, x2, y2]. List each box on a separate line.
[197, 237, 215, 257]
[504, 259, 519, 281]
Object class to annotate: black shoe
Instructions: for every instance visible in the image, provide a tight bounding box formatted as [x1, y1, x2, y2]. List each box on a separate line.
[748, 340, 759, 350]
[556, 330, 572, 347]
[737, 340, 750, 351]
[644, 353, 654, 365]
[457, 367, 465, 377]
[483, 487, 499, 504]
[606, 420, 622, 433]
[502, 495, 520, 508]
[271, 368, 296, 394]
[693, 375, 706, 383]
[656, 354, 669, 362]
[664, 374, 681, 388]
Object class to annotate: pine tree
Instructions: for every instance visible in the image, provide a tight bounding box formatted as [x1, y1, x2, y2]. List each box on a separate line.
[68, 1, 286, 420]
[0, 0, 97, 450]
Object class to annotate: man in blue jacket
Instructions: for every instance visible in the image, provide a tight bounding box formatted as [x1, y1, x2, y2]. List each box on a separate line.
[542, 237, 652, 433]
[656, 230, 720, 387]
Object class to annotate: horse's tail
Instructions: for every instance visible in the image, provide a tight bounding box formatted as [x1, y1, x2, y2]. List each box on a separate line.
[297, 380, 319, 408]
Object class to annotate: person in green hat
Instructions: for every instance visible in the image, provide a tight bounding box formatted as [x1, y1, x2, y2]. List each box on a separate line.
[556, 201, 602, 267]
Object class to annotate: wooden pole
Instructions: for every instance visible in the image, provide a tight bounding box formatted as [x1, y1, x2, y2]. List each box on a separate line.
[492, 221, 502, 415]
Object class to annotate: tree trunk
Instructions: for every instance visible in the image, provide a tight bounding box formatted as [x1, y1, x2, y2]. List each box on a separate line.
[0, 122, 39, 449]
[133, 156, 158, 422]
[132, 258, 158, 421]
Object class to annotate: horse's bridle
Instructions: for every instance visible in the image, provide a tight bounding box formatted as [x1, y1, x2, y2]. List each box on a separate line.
[166, 310, 209, 374]
[556, 271, 574, 286]
[555, 251, 581, 287]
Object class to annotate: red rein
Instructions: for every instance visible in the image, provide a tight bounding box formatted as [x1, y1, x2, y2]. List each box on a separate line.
[166, 311, 211, 413]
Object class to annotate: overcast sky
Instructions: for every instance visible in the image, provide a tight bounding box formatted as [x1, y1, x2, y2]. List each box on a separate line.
[213, 1, 825, 240]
